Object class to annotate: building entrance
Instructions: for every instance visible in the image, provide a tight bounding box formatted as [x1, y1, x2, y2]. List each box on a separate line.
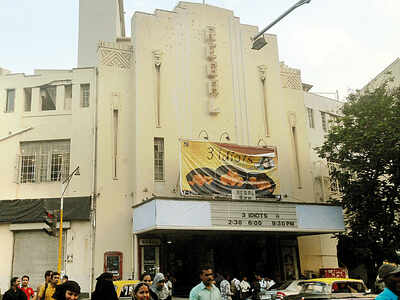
[138, 232, 300, 297]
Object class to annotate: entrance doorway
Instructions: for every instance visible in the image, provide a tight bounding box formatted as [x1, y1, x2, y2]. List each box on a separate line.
[139, 232, 300, 297]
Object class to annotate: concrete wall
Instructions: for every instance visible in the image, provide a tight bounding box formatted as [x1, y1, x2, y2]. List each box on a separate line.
[65, 221, 91, 293]
[92, 2, 340, 280]
[0, 224, 14, 293]
[94, 42, 135, 280]
[78, 0, 123, 67]
[130, 2, 314, 204]
[362, 57, 400, 92]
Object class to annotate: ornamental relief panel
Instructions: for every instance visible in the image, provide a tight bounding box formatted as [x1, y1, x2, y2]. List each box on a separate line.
[98, 42, 133, 69]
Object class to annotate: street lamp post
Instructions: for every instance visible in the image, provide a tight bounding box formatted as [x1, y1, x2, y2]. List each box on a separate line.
[57, 166, 80, 274]
[252, 0, 311, 50]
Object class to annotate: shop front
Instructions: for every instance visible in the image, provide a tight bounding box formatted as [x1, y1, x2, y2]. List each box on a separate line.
[133, 198, 344, 296]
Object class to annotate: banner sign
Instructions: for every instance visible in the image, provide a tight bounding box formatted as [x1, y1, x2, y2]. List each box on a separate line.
[179, 140, 280, 198]
[210, 201, 297, 228]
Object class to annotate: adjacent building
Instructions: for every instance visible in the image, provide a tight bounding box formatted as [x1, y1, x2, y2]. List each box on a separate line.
[0, 1, 346, 295]
[0, 68, 96, 294]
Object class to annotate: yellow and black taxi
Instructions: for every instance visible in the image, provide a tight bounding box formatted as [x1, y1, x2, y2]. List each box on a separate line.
[113, 280, 141, 299]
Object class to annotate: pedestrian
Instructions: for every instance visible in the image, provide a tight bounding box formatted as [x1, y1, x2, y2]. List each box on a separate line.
[230, 276, 241, 300]
[251, 274, 261, 300]
[20, 276, 35, 300]
[132, 282, 150, 300]
[150, 273, 169, 300]
[265, 276, 275, 290]
[3, 277, 27, 300]
[214, 272, 224, 290]
[375, 263, 400, 300]
[91, 272, 118, 300]
[189, 266, 221, 300]
[52, 281, 81, 300]
[140, 273, 157, 300]
[239, 276, 251, 300]
[140, 273, 153, 286]
[38, 272, 60, 300]
[220, 274, 232, 300]
[165, 274, 173, 300]
[37, 271, 52, 300]
[62, 276, 69, 284]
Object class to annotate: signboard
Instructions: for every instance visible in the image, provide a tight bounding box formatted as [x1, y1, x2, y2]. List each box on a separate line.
[210, 201, 297, 229]
[232, 189, 256, 200]
[180, 140, 280, 198]
[139, 239, 161, 246]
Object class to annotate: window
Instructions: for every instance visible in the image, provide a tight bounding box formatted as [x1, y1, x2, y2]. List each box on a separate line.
[64, 85, 72, 111]
[20, 155, 35, 183]
[24, 88, 32, 112]
[40, 86, 56, 111]
[154, 138, 164, 181]
[80, 84, 90, 108]
[307, 107, 314, 128]
[113, 109, 118, 178]
[6, 89, 15, 112]
[19, 140, 70, 183]
[321, 111, 327, 132]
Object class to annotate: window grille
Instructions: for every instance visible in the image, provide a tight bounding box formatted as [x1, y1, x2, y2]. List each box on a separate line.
[6, 89, 15, 113]
[18, 140, 70, 183]
[307, 107, 314, 128]
[41, 86, 57, 111]
[154, 138, 164, 181]
[327, 162, 341, 195]
[80, 84, 90, 108]
[321, 111, 327, 132]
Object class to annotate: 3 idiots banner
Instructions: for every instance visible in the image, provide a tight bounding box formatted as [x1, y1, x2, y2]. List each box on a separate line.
[179, 139, 280, 198]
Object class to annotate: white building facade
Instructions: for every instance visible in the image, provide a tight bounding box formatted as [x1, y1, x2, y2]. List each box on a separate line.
[0, 68, 96, 294]
[1, 1, 347, 296]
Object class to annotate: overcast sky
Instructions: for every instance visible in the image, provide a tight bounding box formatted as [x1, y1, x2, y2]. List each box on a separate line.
[1, 0, 399, 100]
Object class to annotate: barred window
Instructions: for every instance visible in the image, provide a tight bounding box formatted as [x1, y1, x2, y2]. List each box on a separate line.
[154, 138, 164, 181]
[321, 111, 327, 132]
[18, 140, 70, 183]
[307, 107, 314, 128]
[80, 84, 90, 108]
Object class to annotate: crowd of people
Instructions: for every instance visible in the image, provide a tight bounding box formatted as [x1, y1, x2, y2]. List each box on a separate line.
[2, 271, 79, 300]
[3, 262, 400, 300]
[189, 267, 276, 300]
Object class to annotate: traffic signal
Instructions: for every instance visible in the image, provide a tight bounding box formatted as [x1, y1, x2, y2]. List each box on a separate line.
[43, 210, 57, 236]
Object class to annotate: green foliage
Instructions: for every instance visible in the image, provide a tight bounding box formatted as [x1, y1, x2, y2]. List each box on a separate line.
[317, 83, 400, 280]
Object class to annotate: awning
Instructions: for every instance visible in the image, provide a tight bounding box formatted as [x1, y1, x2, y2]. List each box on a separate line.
[0, 197, 91, 223]
[133, 197, 344, 235]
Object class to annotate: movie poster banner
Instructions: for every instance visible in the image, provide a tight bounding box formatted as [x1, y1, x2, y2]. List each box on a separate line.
[179, 139, 280, 198]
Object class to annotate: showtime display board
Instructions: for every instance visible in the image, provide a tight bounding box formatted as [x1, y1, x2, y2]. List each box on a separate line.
[179, 139, 280, 198]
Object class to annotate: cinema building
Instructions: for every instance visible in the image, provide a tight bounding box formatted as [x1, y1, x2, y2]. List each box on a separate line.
[91, 1, 344, 294]
[0, 1, 344, 295]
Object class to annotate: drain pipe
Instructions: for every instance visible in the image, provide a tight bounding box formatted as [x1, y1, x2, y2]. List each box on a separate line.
[89, 66, 99, 295]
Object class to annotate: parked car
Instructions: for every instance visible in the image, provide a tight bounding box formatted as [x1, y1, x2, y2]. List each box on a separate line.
[261, 280, 305, 300]
[284, 278, 376, 300]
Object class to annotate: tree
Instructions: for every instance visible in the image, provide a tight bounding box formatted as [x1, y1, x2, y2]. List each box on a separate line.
[317, 83, 400, 285]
